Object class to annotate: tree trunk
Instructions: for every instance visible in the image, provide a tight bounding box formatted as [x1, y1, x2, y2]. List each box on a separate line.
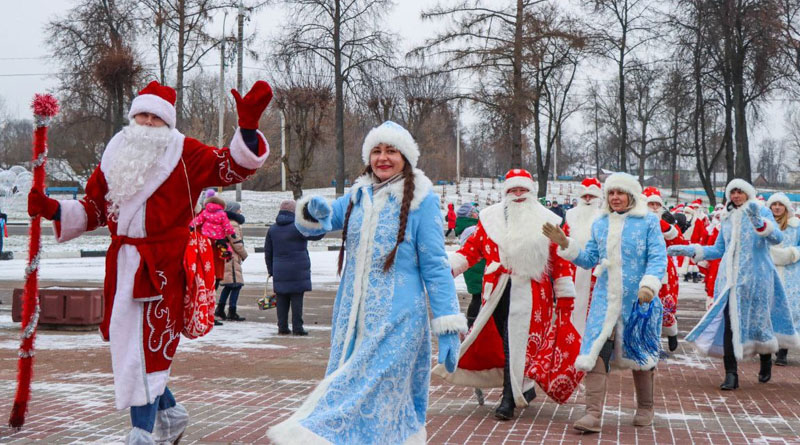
[723, 85, 734, 182]
[175, 0, 186, 128]
[533, 88, 546, 197]
[510, 0, 524, 168]
[333, 0, 345, 196]
[732, 67, 750, 181]
[618, 39, 628, 172]
[594, 97, 601, 177]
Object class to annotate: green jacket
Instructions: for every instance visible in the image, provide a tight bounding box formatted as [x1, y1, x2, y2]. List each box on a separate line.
[455, 216, 486, 295]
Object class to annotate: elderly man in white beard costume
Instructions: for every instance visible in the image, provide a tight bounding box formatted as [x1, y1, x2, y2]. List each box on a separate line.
[437, 169, 584, 421]
[27, 80, 272, 444]
[563, 177, 604, 336]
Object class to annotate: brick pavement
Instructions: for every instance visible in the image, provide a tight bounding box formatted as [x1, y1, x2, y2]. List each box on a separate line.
[0, 281, 799, 444]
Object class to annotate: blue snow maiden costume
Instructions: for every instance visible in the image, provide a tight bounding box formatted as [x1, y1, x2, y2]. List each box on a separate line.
[766, 192, 800, 340]
[558, 172, 667, 372]
[267, 121, 467, 445]
[669, 180, 800, 364]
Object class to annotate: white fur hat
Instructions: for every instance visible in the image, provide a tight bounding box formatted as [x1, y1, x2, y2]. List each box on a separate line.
[603, 172, 642, 199]
[767, 192, 793, 212]
[725, 178, 756, 201]
[361, 121, 420, 168]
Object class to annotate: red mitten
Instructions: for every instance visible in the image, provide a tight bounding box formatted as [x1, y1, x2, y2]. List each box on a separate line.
[556, 297, 575, 314]
[28, 188, 60, 220]
[231, 80, 273, 129]
[659, 219, 671, 233]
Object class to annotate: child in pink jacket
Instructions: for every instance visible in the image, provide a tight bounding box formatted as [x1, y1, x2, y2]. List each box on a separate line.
[192, 191, 235, 258]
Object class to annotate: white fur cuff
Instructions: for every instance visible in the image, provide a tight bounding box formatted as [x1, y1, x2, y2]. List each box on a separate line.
[663, 224, 678, 241]
[791, 247, 800, 264]
[574, 354, 596, 372]
[553, 276, 576, 298]
[639, 274, 662, 295]
[295, 195, 323, 230]
[55, 199, 88, 243]
[693, 244, 705, 261]
[431, 313, 468, 335]
[229, 128, 269, 170]
[557, 237, 581, 261]
[450, 253, 469, 277]
[755, 219, 775, 238]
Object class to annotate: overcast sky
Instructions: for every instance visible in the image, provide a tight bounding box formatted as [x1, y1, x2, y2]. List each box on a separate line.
[0, 0, 789, 156]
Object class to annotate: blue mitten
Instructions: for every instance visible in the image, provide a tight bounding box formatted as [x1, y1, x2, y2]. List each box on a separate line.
[307, 196, 332, 231]
[437, 333, 460, 373]
[745, 201, 764, 229]
[667, 245, 695, 257]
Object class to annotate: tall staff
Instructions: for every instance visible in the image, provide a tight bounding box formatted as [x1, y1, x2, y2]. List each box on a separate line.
[9, 94, 59, 429]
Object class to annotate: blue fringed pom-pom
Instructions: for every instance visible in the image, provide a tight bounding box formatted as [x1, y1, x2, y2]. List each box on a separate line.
[623, 300, 662, 365]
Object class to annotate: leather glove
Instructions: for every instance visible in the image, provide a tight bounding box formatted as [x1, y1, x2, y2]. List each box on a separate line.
[638, 286, 655, 304]
[305, 196, 332, 232]
[542, 222, 569, 249]
[661, 211, 676, 225]
[667, 245, 695, 257]
[232, 80, 273, 129]
[745, 201, 764, 230]
[437, 332, 460, 373]
[28, 188, 60, 220]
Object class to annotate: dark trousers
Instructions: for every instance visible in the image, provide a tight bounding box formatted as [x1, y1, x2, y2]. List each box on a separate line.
[722, 301, 771, 373]
[218, 285, 241, 310]
[445, 228, 454, 237]
[277, 292, 305, 333]
[467, 293, 482, 329]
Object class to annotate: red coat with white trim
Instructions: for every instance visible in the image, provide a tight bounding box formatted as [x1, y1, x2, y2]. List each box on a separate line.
[703, 225, 721, 308]
[678, 213, 708, 274]
[660, 219, 687, 336]
[434, 202, 583, 405]
[53, 128, 268, 409]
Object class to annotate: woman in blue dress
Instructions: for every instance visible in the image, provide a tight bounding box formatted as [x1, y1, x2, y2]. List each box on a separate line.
[267, 121, 466, 445]
[669, 179, 800, 389]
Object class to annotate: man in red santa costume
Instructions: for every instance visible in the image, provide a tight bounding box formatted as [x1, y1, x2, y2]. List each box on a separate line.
[643, 186, 688, 352]
[563, 177, 604, 337]
[435, 169, 583, 421]
[27, 80, 272, 444]
[680, 198, 708, 282]
[702, 204, 725, 309]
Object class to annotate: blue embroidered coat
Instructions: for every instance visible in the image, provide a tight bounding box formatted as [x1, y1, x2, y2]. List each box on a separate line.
[770, 217, 800, 333]
[267, 169, 466, 445]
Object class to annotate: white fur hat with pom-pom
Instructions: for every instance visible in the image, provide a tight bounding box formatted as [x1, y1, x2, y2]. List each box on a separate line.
[361, 121, 420, 168]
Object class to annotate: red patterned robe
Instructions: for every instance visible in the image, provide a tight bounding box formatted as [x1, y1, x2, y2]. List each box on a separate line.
[702, 225, 721, 309]
[660, 219, 687, 336]
[436, 202, 583, 405]
[53, 128, 268, 409]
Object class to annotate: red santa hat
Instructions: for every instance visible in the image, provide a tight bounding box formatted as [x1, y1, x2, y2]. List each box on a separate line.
[684, 198, 702, 214]
[578, 177, 603, 199]
[642, 186, 663, 206]
[361, 121, 420, 168]
[673, 203, 685, 213]
[502, 168, 535, 194]
[128, 81, 177, 128]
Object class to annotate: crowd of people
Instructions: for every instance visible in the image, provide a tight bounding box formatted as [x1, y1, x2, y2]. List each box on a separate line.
[23, 77, 800, 444]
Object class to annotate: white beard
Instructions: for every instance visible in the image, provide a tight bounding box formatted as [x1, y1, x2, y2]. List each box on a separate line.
[499, 192, 553, 280]
[105, 123, 172, 216]
[565, 199, 602, 248]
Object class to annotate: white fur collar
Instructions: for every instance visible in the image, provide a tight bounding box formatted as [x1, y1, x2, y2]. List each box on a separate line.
[602, 193, 648, 217]
[789, 217, 800, 228]
[349, 168, 433, 211]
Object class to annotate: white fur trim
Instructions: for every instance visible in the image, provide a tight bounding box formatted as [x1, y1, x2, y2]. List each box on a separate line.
[350, 168, 433, 211]
[645, 194, 664, 206]
[557, 237, 581, 261]
[361, 121, 420, 168]
[295, 194, 324, 231]
[725, 178, 756, 201]
[789, 217, 800, 228]
[662, 322, 678, 337]
[267, 417, 333, 445]
[578, 184, 603, 198]
[502, 175, 535, 194]
[431, 313, 468, 335]
[506, 279, 535, 406]
[55, 199, 88, 242]
[449, 252, 469, 276]
[755, 219, 775, 237]
[101, 129, 184, 237]
[791, 247, 800, 264]
[663, 224, 678, 241]
[638, 274, 662, 295]
[603, 172, 642, 199]
[553, 276, 576, 298]
[128, 94, 176, 128]
[693, 244, 705, 261]
[766, 192, 793, 214]
[228, 128, 269, 170]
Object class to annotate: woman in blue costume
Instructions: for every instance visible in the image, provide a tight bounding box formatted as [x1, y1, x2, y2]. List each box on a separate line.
[669, 179, 800, 389]
[267, 121, 466, 445]
[766, 192, 800, 366]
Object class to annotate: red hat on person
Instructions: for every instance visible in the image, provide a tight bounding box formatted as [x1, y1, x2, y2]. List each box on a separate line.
[643, 186, 663, 206]
[128, 81, 177, 128]
[673, 203, 685, 213]
[502, 169, 535, 194]
[578, 177, 603, 199]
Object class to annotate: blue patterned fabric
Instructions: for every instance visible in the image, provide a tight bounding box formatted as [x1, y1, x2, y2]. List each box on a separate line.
[567, 209, 667, 371]
[685, 203, 800, 359]
[773, 222, 800, 332]
[270, 171, 463, 445]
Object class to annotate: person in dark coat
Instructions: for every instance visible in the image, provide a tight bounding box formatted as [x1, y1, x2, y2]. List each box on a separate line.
[550, 199, 566, 221]
[265, 199, 324, 335]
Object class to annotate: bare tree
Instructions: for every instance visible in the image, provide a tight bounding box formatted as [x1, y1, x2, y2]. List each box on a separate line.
[756, 138, 787, 184]
[276, 0, 396, 195]
[660, 65, 694, 197]
[627, 63, 667, 183]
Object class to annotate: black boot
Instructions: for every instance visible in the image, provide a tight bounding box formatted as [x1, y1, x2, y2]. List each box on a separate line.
[214, 319, 223, 326]
[775, 349, 788, 366]
[758, 354, 772, 383]
[720, 373, 739, 390]
[214, 306, 227, 321]
[227, 308, 246, 322]
[523, 386, 536, 403]
[494, 332, 515, 420]
[668, 335, 678, 352]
